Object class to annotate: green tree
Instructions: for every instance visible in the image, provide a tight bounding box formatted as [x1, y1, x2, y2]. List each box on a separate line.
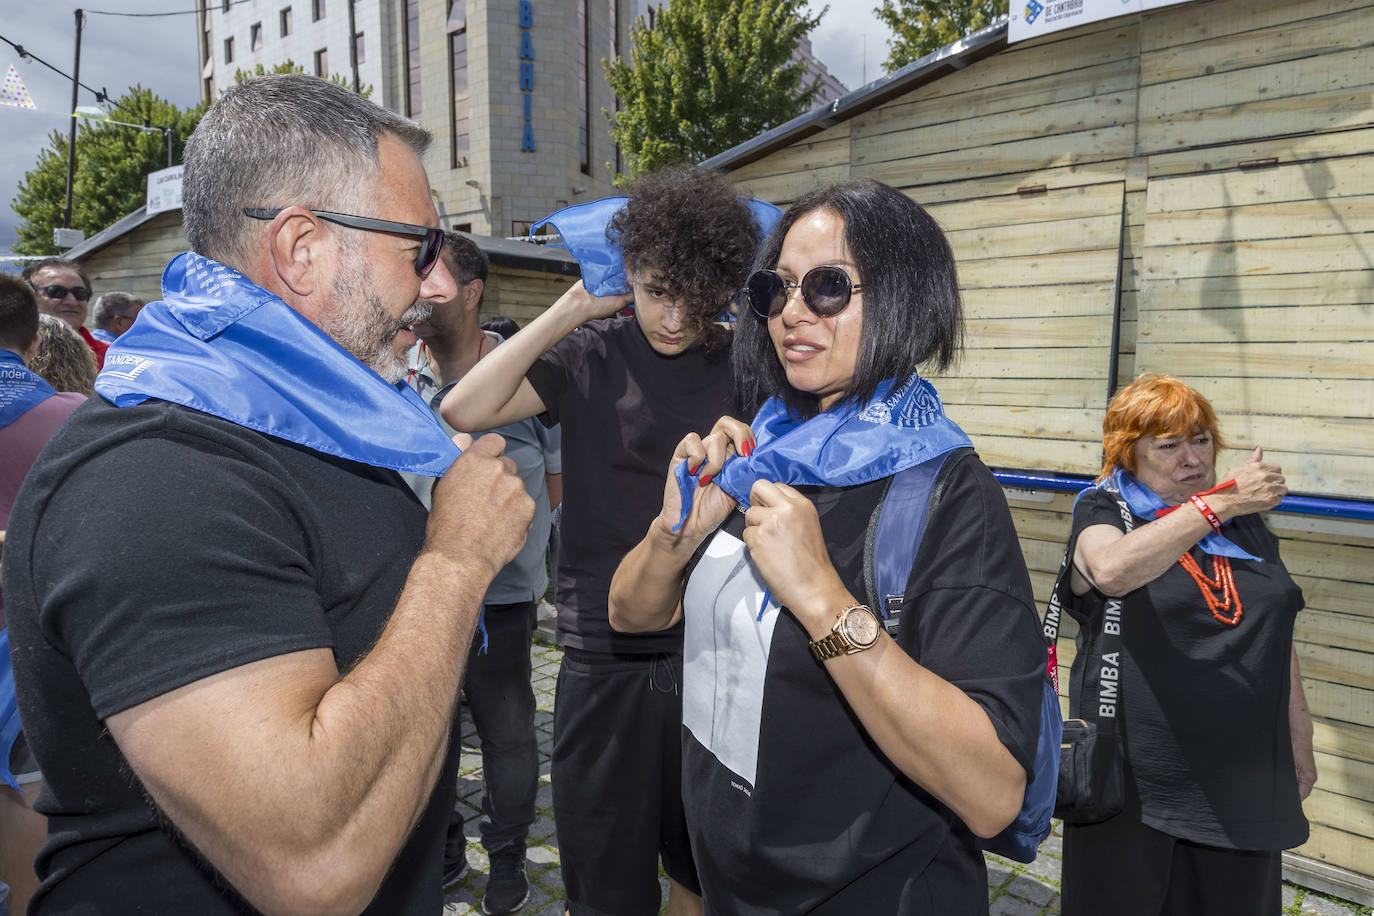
[876, 0, 1007, 72]
[604, 0, 824, 179]
[10, 85, 205, 256]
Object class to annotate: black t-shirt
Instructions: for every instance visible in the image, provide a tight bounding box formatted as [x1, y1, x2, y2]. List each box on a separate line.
[679, 454, 1044, 915]
[3, 398, 454, 913]
[1066, 488, 1308, 850]
[526, 315, 732, 654]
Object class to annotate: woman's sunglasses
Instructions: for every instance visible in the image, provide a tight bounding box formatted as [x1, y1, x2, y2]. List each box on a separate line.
[743, 266, 863, 319]
[244, 207, 446, 277]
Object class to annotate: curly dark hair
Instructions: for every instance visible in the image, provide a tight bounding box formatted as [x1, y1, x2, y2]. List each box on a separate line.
[608, 165, 762, 351]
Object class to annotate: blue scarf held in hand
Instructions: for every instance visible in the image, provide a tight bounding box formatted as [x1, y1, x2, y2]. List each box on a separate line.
[0, 348, 58, 430]
[1086, 469, 1262, 563]
[95, 252, 460, 477]
[671, 375, 973, 618]
[530, 196, 785, 296]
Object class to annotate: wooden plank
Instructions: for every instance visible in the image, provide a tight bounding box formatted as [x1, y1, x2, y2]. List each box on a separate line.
[853, 56, 1139, 141]
[962, 283, 1118, 319]
[1298, 643, 1374, 692]
[1140, 233, 1374, 278]
[894, 162, 1127, 204]
[936, 376, 1109, 409]
[1132, 339, 1374, 380]
[1147, 156, 1374, 214]
[1137, 86, 1374, 155]
[854, 93, 1134, 166]
[1298, 611, 1374, 654]
[1313, 719, 1374, 768]
[925, 181, 1125, 232]
[854, 125, 1136, 188]
[950, 403, 1105, 444]
[949, 215, 1121, 263]
[958, 247, 1122, 289]
[730, 124, 852, 181]
[1147, 126, 1374, 179]
[968, 435, 1103, 475]
[1138, 304, 1374, 344]
[1144, 196, 1374, 248]
[1294, 821, 1372, 874]
[1137, 271, 1374, 309]
[731, 163, 851, 207]
[1276, 538, 1374, 584]
[1140, 3, 1373, 85]
[1294, 679, 1374, 729]
[1139, 0, 1372, 53]
[964, 314, 1114, 348]
[1293, 576, 1374, 621]
[1304, 788, 1374, 841]
[937, 346, 1110, 380]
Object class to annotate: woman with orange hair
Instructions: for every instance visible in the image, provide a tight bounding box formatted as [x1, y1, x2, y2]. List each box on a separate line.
[1059, 372, 1315, 915]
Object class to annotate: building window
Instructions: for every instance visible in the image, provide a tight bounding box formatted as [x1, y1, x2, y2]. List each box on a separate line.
[280, 7, 292, 36]
[578, 0, 589, 174]
[314, 47, 328, 76]
[222, 0, 230, 11]
[312, 0, 325, 22]
[354, 31, 365, 64]
[404, 0, 421, 116]
[250, 22, 263, 51]
[448, 0, 469, 168]
[224, 36, 234, 64]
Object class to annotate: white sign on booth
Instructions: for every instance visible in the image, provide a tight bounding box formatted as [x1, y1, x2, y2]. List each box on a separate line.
[1008, 0, 1195, 43]
[146, 165, 184, 215]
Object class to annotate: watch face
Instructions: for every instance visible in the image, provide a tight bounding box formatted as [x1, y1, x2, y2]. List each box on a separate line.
[842, 606, 879, 647]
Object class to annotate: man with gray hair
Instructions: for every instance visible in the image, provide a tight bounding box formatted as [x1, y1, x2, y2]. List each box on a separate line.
[3, 73, 533, 914]
[89, 291, 144, 343]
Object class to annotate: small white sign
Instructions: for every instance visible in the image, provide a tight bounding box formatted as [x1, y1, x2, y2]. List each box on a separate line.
[146, 165, 184, 215]
[1008, 0, 1195, 43]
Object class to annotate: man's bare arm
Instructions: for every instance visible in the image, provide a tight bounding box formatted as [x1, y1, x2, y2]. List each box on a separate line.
[442, 281, 630, 432]
[106, 434, 534, 916]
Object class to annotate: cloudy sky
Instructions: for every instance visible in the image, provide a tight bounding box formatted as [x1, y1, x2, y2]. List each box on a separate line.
[0, 0, 887, 256]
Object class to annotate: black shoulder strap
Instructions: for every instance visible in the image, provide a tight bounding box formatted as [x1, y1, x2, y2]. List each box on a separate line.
[862, 447, 975, 631]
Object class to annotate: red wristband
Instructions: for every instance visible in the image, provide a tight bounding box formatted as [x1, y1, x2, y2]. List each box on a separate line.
[1190, 494, 1223, 533]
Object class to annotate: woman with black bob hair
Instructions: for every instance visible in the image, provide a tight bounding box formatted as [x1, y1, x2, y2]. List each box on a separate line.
[609, 179, 1047, 914]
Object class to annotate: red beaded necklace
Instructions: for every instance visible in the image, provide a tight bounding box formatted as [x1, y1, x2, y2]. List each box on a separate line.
[1178, 552, 1243, 626]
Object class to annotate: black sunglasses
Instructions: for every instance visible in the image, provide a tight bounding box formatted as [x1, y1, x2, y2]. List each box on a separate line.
[33, 284, 93, 302]
[243, 207, 445, 277]
[743, 266, 863, 319]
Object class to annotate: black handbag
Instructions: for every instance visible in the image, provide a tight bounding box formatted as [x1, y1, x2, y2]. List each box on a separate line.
[1044, 489, 1134, 826]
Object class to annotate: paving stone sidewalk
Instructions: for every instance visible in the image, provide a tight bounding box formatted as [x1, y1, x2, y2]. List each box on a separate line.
[442, 639, 1369, 916]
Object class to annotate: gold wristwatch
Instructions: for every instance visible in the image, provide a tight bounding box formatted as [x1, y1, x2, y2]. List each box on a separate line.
[808, 604, 881, 661]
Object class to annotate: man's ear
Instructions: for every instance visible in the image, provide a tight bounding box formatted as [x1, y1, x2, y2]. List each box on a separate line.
[463, 278, 485, 313]
[266, 207, 325, 298]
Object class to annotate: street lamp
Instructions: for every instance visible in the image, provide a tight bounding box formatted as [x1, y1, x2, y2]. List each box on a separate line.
[73, 105, 174, 168]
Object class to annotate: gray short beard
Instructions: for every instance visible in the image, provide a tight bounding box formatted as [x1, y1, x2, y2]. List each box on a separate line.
[322, 239, 432, 384]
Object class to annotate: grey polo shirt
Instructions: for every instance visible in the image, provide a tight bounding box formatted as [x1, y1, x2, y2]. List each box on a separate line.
[402, 334, 560, 605]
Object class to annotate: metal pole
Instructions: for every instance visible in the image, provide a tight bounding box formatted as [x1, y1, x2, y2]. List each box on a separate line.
[63, 8, 84, 229]
[346, 0, 359, 93]
[166, 127, 173, 167]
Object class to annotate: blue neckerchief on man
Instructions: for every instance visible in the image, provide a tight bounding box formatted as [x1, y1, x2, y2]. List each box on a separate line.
[1079, 469, 1262, 562]
[95, 252, 459, 477]
[0, 348, 58, 431]
[669, 375, 973, 618]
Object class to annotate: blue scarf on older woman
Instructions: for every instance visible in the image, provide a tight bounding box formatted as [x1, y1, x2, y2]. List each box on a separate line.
[1099, 469, 1262, 562]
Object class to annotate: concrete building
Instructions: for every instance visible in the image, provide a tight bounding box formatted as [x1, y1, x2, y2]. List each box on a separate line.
[195, 0, 846, 237]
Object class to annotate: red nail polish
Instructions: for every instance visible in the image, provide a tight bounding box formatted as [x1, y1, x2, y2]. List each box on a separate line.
[699, 474, 713, 487]
[742, 440, 754, 457]
[688, 463, 699, 475]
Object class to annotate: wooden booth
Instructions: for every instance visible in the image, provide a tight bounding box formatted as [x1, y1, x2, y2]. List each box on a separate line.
[703, 0, 1374, 898]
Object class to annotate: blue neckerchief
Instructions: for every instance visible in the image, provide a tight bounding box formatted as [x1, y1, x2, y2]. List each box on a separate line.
[1088, 469, 1262, 562]
[0, 348, 58, 431]
[671, 375, 973, 618]
[530, 196, 785, 296]
[95, 253, 459, 477]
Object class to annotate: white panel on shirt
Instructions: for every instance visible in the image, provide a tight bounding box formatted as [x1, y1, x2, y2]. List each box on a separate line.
[682, 528, 777, 790]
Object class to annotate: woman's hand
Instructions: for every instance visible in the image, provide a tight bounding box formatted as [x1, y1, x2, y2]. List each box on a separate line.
[1213, 447, 1286, 519]
[742, 480, 850, 636]
[657, 416, 753, 543]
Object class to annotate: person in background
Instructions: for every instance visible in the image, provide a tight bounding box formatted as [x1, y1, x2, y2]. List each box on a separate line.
[90, 291, 145, 344]
[608, 179, 1044, 914]
[443, 165, 764, 916]
[1059, 372, 1313, 916]
[29, 315, 96, 397]
[480, 315, 521, 341]
[21, 258, 105, 368]
[402, 232, 560, 915]
[3, 73, 532, 914]
[0, 275, 84, 916]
